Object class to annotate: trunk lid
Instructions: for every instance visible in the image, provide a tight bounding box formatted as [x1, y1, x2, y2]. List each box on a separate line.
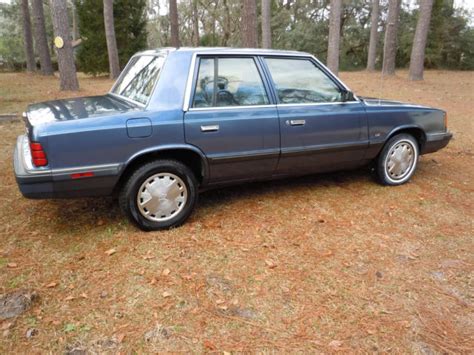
[24, 94, 140, 132]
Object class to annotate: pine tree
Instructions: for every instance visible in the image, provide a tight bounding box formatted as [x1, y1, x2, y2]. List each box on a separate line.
[31, 0, 53, 75]
[169, 0, 180, 47]
[261, 0, 271, 49]
[50, 0, 79, 90]
[327, 0, 342, 75]
[366, 0, 379, 71]
[409, 0, 434, 80]
[242, 0, 257, 47]
[103, 0, 120, 79]
[77, 0, 147, 76]
[382, 0, 401, 75]
[20, 0, 35, 72]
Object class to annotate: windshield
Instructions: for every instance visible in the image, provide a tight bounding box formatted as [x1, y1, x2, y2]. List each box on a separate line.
[111, 55, 166, 105]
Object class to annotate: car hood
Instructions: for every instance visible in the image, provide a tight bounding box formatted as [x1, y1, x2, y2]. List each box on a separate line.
[25, 94, 140, 126]
[360, 96, 431, 108]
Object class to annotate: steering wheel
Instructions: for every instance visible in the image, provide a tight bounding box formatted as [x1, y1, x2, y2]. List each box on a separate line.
[216, 90, 240, 106]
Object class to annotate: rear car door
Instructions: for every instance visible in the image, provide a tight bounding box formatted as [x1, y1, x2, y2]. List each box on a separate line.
[184, 56, 279, 184]
[263, 57, 368, 175]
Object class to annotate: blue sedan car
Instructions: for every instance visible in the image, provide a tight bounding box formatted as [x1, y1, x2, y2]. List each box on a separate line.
[14, 48, 452, 230]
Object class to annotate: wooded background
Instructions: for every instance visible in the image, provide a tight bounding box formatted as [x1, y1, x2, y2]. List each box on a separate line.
[0, 0, 472, 90]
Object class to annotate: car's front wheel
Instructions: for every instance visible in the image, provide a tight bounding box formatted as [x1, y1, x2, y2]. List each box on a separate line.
[119, 159, 198, 231]
[376, 133, 419, 186]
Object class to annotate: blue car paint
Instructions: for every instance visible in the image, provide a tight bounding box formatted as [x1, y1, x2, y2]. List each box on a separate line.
[14, 48, 452, 199]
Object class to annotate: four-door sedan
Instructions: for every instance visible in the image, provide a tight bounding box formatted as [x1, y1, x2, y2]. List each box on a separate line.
[14, 48, 452, 230]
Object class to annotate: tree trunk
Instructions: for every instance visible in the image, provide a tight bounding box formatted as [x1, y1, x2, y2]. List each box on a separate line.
[327, 0, 342, 76]
[409, 0, 434, 80]
[366, 0, 379, 71]
[31, 0, 53, 75]
[21, 0, 36, 73]
[50, 0, 79, 90]
[242, 0, 258, 48]
[222, 0, 231, 46]
[261, 0, 271, 48]
[192, 0, 199, 46]
[382, 0, 401, 76]
[103, 0, 120, 79]
[169, 0, 180, 47]
[71, 0, 80, 41]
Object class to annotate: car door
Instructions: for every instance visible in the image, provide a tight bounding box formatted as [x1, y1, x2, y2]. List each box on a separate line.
[262, 56, 368, 175]
[184, 56, 279, 184]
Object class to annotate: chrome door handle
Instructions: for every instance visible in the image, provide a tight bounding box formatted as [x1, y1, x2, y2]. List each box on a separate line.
[200, 125, 219, 132]
[288, 119, 306, 126]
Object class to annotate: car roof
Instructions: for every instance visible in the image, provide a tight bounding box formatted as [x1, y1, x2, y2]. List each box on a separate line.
[136, 47, 313, 57]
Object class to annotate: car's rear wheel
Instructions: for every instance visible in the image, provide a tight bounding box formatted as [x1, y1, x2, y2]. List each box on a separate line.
[376, 133, 419, 186]
[119, 160, 198, 231]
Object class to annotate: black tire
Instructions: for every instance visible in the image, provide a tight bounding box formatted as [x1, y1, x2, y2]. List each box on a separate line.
[376, 133, 419, 186]
[119, 159, 198, 231]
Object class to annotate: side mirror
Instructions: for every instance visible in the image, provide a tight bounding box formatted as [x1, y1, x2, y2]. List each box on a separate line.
[341, 90, 355, 102]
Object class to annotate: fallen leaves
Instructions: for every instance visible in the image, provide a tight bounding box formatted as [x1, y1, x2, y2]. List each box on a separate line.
[115, 333, 125, 343]
[105, 248, 117, 256]
[6, 263, 17, 268]
[45, 282, 58, 288]
[328, 340, 343, 349]
[162, 268, 171, 276]
[162, 291, 172, 298]
[265, 259, 277, 269]
[203, 339, 217, 350]
[143, 252, 155, 260]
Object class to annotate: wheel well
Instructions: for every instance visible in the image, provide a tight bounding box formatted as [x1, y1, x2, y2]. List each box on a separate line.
[114, 149, 205, 194]
[387, 127, 426, 150]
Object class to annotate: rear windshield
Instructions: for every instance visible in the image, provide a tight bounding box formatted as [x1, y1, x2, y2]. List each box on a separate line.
[112, 55, 166, 105]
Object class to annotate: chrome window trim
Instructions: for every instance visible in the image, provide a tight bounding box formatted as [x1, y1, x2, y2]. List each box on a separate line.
[189, 104, 277, 112]
[276, 101, 360, 108]
[182, 51, 359, 112]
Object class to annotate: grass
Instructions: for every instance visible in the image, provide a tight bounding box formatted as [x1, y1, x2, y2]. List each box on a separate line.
[0, 70, 473, 353]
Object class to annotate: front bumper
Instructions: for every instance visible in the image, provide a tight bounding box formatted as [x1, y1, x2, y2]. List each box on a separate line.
[421, 131, 453, 154]
[13, 135, 54, 199]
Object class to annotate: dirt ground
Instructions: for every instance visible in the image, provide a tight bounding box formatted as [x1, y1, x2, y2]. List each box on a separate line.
[0, 70, 472, 353]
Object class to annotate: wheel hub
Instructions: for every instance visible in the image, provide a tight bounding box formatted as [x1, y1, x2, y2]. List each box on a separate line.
[386, 141, 415, 180]
[137, 173, 188, 222]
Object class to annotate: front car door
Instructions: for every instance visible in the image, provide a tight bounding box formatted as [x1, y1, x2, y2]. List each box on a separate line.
[262, 56, 368, 176]
[184, 55, 279, 184]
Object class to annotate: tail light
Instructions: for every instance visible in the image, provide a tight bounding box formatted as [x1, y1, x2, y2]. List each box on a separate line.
[30, 141, 48, 167]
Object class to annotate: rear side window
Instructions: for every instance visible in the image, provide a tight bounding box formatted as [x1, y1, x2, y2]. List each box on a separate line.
[265, 58, 342, 104]
[112, 55, 165, 105]
[192, 57, 269, 108]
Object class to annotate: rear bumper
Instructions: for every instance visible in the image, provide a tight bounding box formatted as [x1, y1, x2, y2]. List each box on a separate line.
[421, 132, 453, 154]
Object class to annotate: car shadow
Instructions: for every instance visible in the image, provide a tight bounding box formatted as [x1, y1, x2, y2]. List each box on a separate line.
[37, 167, 373, 233]
[198, 167, 372, 210]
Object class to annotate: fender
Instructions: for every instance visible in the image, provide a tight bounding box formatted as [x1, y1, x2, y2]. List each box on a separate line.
[366, 124, 426, 160]
[120, 143, 210, 184]
[384, 124, 426, 143]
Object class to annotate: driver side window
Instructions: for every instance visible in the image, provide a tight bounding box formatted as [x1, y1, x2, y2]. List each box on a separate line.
[265, 58, 342, 104]
[192, 57, 269, 108]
